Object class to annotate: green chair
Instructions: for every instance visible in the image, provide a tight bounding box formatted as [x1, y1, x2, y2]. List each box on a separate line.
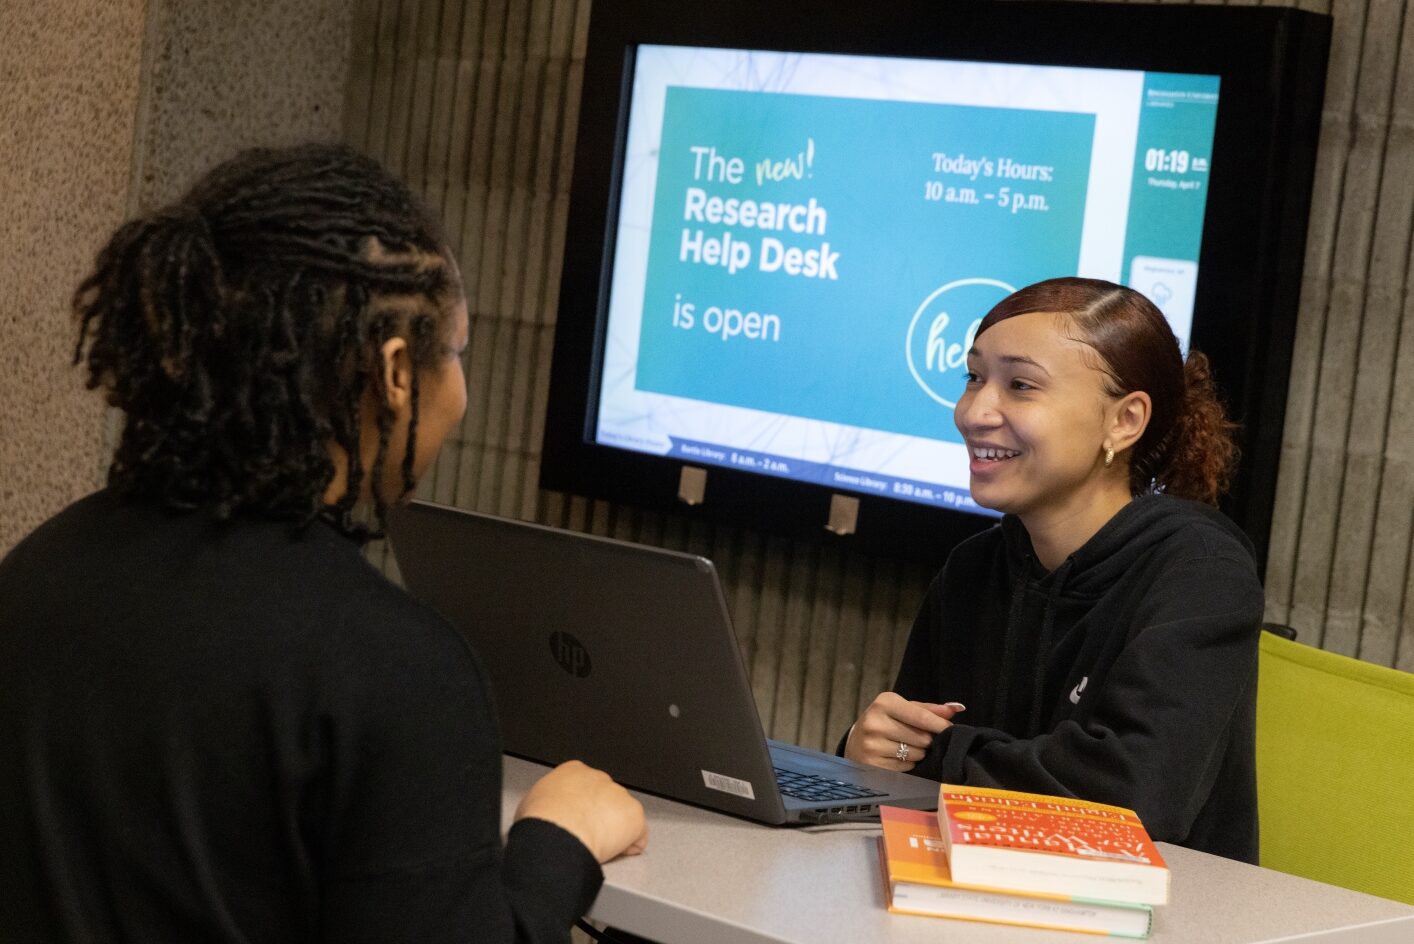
[1256, 629, 1414, 904]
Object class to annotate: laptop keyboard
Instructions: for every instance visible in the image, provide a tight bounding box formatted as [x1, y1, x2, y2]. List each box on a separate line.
[773, 767, 889, 802]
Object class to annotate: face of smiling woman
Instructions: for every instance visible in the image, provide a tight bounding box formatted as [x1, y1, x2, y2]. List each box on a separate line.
[954, 311, 1143, 538]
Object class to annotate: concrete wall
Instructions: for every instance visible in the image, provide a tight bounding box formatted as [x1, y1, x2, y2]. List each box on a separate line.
[0, 0, 148, 553]
[132, 0, 354, 209]
[0, 0, 354, 555]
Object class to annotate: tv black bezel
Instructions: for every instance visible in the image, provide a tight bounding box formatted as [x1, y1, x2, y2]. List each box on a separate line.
[541, 0, 1330, 570]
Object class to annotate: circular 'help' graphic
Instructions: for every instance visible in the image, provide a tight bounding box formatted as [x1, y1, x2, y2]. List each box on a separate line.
[905, 278, 1015, 409]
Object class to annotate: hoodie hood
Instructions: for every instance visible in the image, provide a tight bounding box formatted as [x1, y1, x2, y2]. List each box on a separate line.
[999, 494, 1255, 598]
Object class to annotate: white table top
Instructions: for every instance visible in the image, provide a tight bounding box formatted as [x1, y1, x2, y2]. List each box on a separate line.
[502, 756, 1414, 944]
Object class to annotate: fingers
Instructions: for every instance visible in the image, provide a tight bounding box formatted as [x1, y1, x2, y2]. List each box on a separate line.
[866, 693, 955, 744]
[872, 713, 940, 749]
[867, 741, 927, 773]
[846, 692, 963, 769]
[515, 760, 648, 863]
[622, 823, 650, 857]
[919, 701, 967, 721]
[886, 694, 960, 733]
[845, 720, 932, 770]
[611, 799, 649, 861]
[876, 736, 929, 771]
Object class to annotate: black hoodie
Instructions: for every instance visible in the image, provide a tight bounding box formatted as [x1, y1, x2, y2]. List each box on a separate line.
[891, 494, 1264, 863]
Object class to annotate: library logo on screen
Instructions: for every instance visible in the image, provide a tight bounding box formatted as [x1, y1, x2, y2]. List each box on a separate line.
[905, 278, 1014, 409]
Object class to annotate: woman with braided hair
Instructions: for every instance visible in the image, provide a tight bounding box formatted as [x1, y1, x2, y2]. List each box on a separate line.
[841, 277, 1265, 863]
[0, 144, 645, 942]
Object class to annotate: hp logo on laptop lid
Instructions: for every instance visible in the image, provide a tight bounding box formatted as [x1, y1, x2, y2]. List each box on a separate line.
[549, 631, 592, 678]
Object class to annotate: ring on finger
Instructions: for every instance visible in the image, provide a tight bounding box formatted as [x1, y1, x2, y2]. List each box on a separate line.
[894, 741, 910, 762]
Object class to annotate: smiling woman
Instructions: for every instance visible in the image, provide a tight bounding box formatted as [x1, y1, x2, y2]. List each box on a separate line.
[841, 277, 1265, 864]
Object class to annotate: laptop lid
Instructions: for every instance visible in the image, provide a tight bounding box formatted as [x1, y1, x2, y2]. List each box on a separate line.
[386, 501, 938, 824]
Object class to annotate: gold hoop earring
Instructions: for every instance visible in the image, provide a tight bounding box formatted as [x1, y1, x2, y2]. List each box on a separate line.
[1104, 447, 1115, 468]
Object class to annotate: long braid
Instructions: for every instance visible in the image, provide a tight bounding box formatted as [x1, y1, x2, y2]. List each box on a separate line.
[367, 312, 399, 534]
[330, 287, 369, 537]
[402, 313, 440, 498]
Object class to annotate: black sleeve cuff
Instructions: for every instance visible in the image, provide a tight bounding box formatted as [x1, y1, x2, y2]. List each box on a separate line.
[503, 818, 605, 925]
[932, 724, 975, 783]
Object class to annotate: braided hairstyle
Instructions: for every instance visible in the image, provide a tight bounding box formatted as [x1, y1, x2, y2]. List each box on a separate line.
[976, 277, 1238, 504]
[72, 143, 460, 538]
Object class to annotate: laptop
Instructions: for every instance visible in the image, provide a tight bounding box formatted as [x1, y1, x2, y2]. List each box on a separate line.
[386, 501, 941, 825]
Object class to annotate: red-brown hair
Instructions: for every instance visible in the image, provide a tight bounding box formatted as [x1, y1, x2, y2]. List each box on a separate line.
[976, 277, 1238, 504]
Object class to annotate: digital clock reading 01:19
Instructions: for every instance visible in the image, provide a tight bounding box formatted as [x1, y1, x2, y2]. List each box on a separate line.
[1144, 148, 1192, 173]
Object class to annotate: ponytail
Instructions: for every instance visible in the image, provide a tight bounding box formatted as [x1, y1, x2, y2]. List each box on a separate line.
[74, 206, 223, 392]
[1133, 351, 1239, 504]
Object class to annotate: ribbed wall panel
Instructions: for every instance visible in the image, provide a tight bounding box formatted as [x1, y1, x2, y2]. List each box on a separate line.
[348, 0, 1414, 754]
[1264, 0, 1414, 674]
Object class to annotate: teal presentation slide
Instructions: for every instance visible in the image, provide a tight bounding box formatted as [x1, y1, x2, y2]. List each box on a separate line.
[633, 86, 1095, 444]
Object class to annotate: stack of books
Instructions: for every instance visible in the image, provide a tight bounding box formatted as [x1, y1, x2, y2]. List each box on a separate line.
[878, 785, 1170, 938]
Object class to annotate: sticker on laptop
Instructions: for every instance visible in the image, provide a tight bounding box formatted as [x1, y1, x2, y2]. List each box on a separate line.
[701, 769, 755, 800]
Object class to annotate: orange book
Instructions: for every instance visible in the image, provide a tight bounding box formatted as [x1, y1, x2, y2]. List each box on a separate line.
[879, 806, 1153, 938]
[937, 784, 1170, 905]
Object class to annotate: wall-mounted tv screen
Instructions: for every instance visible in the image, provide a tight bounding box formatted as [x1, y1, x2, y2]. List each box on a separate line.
[599, 45, 1220, 517]
[543, 1, 1330, 567]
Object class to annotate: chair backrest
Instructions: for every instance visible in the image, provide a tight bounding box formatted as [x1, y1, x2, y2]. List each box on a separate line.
[1256, 630, 1414, 904]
